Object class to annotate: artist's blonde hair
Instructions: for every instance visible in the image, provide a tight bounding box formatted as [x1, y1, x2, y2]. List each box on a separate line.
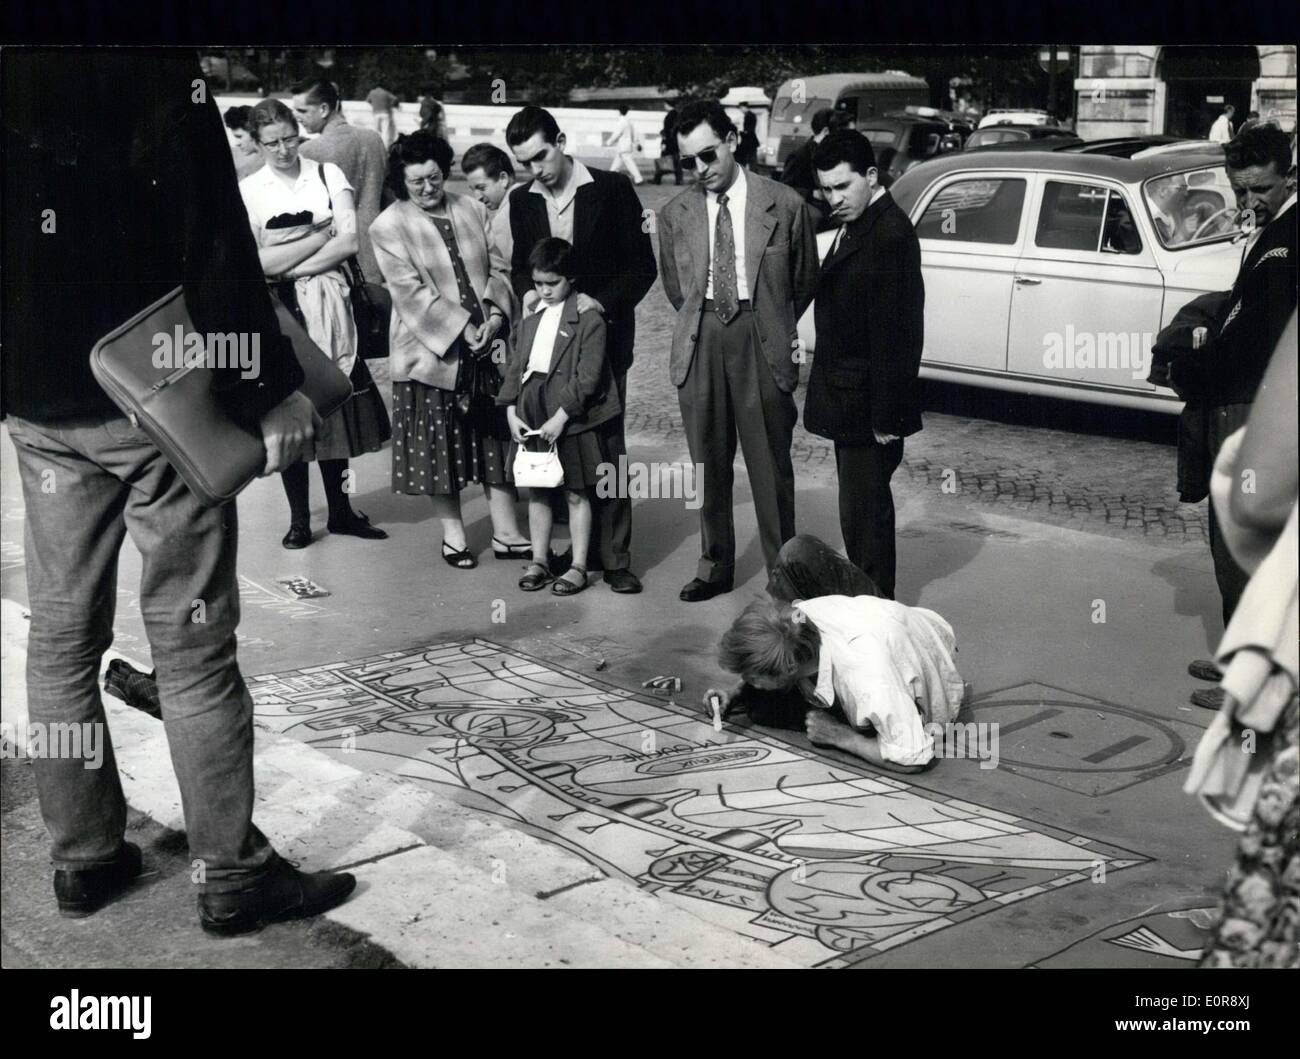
[718, 598, 819, 687]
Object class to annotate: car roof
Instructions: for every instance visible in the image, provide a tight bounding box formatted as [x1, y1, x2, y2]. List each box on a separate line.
[891, 145, 1229, 213]
[860, 117, 949, 131]
[775, 72, 929, 98]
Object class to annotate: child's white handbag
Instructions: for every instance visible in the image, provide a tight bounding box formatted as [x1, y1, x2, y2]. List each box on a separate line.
[513, 431, 564, 488]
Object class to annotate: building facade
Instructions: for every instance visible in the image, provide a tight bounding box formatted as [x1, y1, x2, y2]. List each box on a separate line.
[1075, 45, 1296, 140]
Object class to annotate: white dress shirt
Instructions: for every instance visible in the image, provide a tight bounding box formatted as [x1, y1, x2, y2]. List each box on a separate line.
[705, 167, 750, 300]
[523, 301, 565, 380]
[797, 595, 966, 767]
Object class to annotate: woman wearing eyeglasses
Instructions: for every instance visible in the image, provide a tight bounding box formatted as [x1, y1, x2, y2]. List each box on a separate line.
[239, 98, 392, 549]
[368, 131, 530, 569]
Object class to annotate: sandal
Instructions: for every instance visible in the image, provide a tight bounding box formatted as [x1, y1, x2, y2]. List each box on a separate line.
[519, 562, 553, 591]
[551, 565, 589, 596]
[441, 541, 478, 569]
[492, 536, 533, 560]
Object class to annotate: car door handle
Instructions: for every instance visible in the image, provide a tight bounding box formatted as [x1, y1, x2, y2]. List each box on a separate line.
[1014, 276, 1042, 286]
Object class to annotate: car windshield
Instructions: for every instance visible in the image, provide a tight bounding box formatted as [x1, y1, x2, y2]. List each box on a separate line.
[1142, 166, 1242, 249]
[966, 129, 1025, 148]
[772, 96, 833, 125]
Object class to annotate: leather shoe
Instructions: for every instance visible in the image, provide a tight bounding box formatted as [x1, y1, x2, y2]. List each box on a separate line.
[1190, 686, 1227, 711]
[604, 569, 643, 594]
[198, 854, 357, 937]
[282, 523, 313, 549]
[327, 511, 388, 540]
[680, 577, 733, 602]
[1188, 659, 1224, 682]
[55, 842, 143, 917]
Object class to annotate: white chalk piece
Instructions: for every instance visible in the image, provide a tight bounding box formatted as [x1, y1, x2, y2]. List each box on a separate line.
[709, 693, 723, 733]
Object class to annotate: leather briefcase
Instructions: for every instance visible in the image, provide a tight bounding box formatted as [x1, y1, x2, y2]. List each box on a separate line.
[90, 286, 352, 507]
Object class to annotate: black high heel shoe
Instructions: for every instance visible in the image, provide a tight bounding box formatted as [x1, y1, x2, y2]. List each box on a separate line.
[441, 541, 478, 569]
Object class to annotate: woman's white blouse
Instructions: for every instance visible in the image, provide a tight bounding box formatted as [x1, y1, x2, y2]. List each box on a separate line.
[238, 157, 353, 247]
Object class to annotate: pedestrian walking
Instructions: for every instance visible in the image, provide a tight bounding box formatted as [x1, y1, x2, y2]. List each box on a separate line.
[609, 104, 645, 185]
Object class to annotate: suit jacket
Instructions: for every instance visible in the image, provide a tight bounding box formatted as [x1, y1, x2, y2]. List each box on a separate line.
[1, 48, 302, 425]
[1187, 205, 1297, 408]
[508, 165, 656, 377]
[658, 171, 819, 394]
[496, 295, 620, 433]
[299, 116, 390, 284]
[804, 191, 926, 442]
[369, 194, 514, 392]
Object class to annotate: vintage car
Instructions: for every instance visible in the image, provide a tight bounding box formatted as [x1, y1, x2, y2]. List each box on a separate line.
[964, 125, 1082, 151]
[796, 145, 1245, 413]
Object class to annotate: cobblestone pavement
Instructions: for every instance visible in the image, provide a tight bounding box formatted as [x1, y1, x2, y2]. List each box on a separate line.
[436, 175, 1209, 548]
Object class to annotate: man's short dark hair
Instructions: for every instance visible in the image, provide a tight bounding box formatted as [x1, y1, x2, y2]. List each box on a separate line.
[461, 143, 515, 182]
[618, 104, 629, 115]
[809, 108, 835, 135]
[813, 130, 877, 177]
[675, 99, 736, 142]
[528, 236, 575, 278]
[291, 78, 341, 113]
[223, 105, 251, 132]
[387, 131, 456, 199]
[1224, 103, 1235, 114]
[1225, 123, 1293, 175]
[506, 105, 561, 147]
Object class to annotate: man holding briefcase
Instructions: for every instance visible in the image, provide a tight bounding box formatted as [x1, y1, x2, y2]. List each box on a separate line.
[1, 49, 358, 934]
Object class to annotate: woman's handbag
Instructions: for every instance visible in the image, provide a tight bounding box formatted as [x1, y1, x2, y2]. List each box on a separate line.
[316, 165, 390, 359]
[512, 431, 564, 488]
[455, 349, 503, 418]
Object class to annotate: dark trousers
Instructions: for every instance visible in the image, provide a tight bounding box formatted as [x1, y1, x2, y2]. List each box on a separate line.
[594, 370, 632, 572]
[678, 303, 797, 583]
[834, 438, 905, 600]
[1207, 402, 1253, 625]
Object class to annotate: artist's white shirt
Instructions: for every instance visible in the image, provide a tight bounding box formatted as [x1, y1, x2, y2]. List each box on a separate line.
[523, 301, 565, 380]
[797, 595, 966, 767]
[705, 167, 750, 301]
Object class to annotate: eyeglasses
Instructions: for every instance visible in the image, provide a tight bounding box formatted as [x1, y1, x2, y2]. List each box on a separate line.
[404, 173, 445, 189]
[259, 135, 301, 152]
[679, 138, 731, 168]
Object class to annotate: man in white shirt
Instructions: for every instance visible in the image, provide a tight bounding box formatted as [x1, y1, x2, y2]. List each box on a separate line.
[658, 100, 819, 602]
[1208, 104, 1236, 144]
[609, 104, 644, 185]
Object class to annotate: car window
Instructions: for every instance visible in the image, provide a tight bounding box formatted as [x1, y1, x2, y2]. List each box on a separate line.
[1100, 190, 1142, 255]
[915, 177, 1027, 244]
[863, 128, 901, 150]
[967, 129, 1022, 149]
[1035, 181, 1113, 252]
[908, 126, 943, 157]
[1143, 167, 1241, 248]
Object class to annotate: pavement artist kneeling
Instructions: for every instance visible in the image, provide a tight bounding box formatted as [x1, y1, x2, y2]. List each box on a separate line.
[705, 534, 968, 773]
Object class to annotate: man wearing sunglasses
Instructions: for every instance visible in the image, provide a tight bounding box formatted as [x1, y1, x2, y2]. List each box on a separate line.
[659, 100, 820, 602]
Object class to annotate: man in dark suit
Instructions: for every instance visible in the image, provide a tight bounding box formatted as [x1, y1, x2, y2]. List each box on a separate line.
[1, 48, 356, 933]
[506, 106, 657, 594]
[782, 108, 853, 232]
[1171, 122, 1296, 708]
[659, 100, 819, 601]
[803, 131, 925, 600]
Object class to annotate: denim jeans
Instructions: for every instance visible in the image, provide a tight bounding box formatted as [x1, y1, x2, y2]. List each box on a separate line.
[6, 412, 274, 892]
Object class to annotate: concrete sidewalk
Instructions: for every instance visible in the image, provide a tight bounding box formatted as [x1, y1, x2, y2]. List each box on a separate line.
[0, 403, 1238, 967]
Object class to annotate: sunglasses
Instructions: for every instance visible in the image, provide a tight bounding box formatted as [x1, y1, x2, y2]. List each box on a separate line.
[679, 138, 731, 168]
